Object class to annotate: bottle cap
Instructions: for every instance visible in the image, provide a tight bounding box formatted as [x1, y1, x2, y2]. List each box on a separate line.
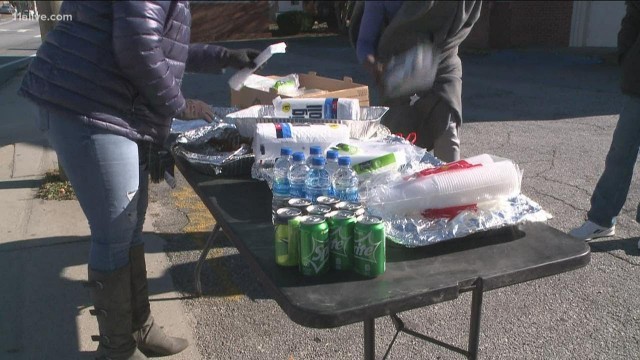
[310, 145, 322, 155]
[326, 150, 339, 160]
[292, 152, 305, 161]
[338, 156, 351, 166]
[280, 147, 292, 156]
[312, 157, 326, 166]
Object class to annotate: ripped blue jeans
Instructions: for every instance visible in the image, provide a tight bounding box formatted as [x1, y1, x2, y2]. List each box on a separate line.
[38, 108, 149, 271]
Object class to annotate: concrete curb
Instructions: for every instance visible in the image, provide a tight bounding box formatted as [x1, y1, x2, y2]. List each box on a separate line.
[0, 55, 34, 86]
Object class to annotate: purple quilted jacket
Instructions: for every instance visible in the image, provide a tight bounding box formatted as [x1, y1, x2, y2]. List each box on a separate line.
[19, 1, 230, 144]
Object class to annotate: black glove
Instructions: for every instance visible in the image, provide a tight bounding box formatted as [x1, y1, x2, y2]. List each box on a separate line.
[225, 48, 260, 69]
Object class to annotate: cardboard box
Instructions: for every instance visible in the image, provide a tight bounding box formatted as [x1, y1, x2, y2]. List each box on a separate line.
[230, 72, 370, 109]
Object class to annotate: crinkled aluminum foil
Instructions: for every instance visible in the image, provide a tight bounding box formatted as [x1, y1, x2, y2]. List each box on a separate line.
[171, 120, 254, 176]
[369, 195, 551, 248]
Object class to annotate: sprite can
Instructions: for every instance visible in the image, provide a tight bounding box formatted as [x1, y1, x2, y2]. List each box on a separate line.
[335, 201, 366, 217]
[306, 204, 332, 216]
[327, 210, 356, 271]
[299, 215, 330, 276]
[353, 215, 386, 277]
[317, 196, 341, 210]
[288, 198, 312, 214]
[274, 207, 302, 267]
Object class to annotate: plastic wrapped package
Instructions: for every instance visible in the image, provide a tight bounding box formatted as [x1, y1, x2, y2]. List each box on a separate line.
[361, 153, 550, 247]
[272, 97, 361, 120]
[372, 195, 552, 248]
[224, 105, 388, 139]
[242, 74, 302, 96]
[252, 122, 350, 162]
[365, 155, 522, 216]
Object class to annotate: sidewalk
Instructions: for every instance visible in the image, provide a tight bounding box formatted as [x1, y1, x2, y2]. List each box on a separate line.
[0, 72, 201, 359]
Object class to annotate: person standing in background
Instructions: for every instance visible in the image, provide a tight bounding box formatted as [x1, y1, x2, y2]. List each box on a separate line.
[356, 1, 482, 163]
[18, 1, 258, 359]
[569, 1, 640, 248]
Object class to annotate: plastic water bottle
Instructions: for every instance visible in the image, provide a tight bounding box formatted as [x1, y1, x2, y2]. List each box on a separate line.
[273, 147, 292, 198]
[325, 150, 339, 196]
[333, 156, 359, 202]
[305, 156, 331, 204]
[306, 145, 322, 166]
[288, 152, 309, 199]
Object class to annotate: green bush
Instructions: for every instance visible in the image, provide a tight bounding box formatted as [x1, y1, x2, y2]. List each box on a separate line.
[276, 11, 314, 36]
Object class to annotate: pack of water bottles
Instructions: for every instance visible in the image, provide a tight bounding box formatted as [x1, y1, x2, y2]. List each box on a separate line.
[271, 145, 361, 216]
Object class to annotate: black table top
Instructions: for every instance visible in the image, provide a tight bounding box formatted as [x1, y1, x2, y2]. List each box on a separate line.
[175, 158, 591, 329]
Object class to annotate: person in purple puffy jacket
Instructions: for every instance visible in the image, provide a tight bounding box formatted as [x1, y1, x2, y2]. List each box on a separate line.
[19, 2, 258, 359]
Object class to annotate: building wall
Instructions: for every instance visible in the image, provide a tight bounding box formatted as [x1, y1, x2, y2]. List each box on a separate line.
[490, 1, 574, 48]
[190, 1, 272, 42]
[570, 1, 626, 47]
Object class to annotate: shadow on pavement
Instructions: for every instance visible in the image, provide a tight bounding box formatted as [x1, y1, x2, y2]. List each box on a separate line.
[0, 231, 266, 359]
[588, 237, 640, 256]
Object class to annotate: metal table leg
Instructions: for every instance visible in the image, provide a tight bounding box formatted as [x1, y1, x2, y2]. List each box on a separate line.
[364, 318, 375, 360]
[384, 277, 485, 359]
[467, 278, 484, 360]
[194, 224, 222, 297]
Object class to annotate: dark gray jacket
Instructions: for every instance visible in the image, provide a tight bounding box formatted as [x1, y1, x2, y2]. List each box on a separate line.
[19, 1, 231, 144]
[376, 1, 481, 150]
[619, 1, 640, 98]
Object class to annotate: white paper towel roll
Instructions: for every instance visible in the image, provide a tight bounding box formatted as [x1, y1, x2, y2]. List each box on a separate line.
[253, 122, 350, 162]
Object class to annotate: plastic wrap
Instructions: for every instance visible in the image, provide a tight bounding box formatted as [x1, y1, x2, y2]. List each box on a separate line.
[252, 122, 350, 162]
[224, 105, 389, 140]
[365, 155, 522, 216]
[273, 97, 361, 120]
[372, 195, 551, 248]
[362, 154, 549, 247]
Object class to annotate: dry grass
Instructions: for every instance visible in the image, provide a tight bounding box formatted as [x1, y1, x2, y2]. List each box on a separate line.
[36, 170, 76, 201]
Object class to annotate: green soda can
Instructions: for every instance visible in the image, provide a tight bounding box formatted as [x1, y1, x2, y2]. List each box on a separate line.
[327, 210, 356, 271]
[317, 196, 341, 210]
[288, 198, 312, 214]
[299, 215, 330, 276]
[353, 215, 386, 277]
[287, 215, 302, 267]
[306, 204, 332, 216]
[335, 201, 366, 217]
[274, 207, 302, 267]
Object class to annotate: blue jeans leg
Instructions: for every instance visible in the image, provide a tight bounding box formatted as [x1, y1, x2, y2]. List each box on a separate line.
[41, 108, 148, 271]
[588, 95, 640, 228]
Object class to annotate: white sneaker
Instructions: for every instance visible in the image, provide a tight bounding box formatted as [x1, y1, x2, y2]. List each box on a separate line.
[569, 220, 615, 241]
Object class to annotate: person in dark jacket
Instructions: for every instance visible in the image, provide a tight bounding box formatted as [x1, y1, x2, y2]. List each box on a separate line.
[569, 1, 640, 248]
[18, 2, 259, 359]
[355, 1, 482, 162]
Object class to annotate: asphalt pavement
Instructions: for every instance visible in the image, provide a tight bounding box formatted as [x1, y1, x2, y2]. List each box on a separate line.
[1, 32, 638, 359]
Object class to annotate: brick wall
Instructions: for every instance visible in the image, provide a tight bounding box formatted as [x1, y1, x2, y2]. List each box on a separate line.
[489, 1, 574, 48]
[190, 2, 272, 42]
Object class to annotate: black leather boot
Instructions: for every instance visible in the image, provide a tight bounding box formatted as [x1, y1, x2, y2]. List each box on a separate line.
[87, 265, 148, 360]
[129, 244, 188, 356]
